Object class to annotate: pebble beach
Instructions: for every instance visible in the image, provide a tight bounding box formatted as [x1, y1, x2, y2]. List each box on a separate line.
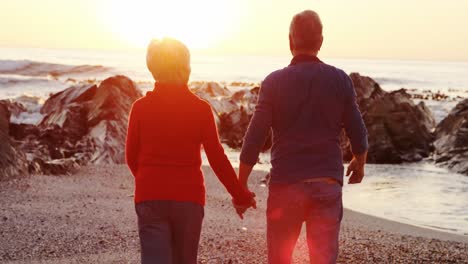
[1, 165, 467, 263]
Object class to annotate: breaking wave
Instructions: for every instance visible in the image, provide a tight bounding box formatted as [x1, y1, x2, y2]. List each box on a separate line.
[0, 59, 111, 78]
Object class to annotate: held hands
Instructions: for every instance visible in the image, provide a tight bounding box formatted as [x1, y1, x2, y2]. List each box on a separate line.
[232, 192, 256, 219]
[235, 162, 257, 219]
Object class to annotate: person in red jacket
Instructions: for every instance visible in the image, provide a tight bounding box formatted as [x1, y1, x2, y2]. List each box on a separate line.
[125, 38, 256, 264]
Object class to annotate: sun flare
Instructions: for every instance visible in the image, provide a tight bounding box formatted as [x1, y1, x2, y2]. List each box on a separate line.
[100, 0, 237, 50]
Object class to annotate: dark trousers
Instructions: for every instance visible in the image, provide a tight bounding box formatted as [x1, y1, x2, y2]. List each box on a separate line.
[267, 182, 343, 264]
[135, 200, 204, 264]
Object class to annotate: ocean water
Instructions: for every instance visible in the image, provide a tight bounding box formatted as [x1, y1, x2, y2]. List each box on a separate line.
[1, 47, 467, 235]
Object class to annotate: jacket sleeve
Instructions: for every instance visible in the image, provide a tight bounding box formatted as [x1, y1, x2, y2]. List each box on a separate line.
[239, 79, 274, 165]
[202, 105, 252, 204]
[125, 103, 140, 177]
[342, 75, 369, 155]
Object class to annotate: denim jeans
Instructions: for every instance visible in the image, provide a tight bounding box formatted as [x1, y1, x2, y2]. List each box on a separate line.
[267, 181, 343, 264]
[135, 200, 204, 264]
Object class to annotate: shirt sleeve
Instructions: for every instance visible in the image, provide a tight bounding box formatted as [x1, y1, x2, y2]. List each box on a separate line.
[125, 103, 140, 177]
[239, 79, 274, 165]
[202, 105, 252, 204]
[342, 75, 369, 155]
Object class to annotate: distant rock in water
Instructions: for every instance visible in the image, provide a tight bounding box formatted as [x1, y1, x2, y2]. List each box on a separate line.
[4, 75, 142, 176]
[0, 100, 28, 180]
[434, 99, 468, 175]
[343, 73, 436, 163]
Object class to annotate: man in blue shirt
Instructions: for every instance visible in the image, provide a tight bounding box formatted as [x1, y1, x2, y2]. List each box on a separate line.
[238, 10, 368, 264]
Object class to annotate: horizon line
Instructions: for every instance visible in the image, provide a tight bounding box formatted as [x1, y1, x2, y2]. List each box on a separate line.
[1, 44, 468, 64]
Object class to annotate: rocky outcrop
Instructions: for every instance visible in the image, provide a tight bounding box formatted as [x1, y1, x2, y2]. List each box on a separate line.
[344, 73, 436, 163]
[4, 75, 142, 176]
[85, 76, 142, 163]
[192, 82, 231, 98]
[192, 75, 436, 162]
[217, 88, 260, 149]
[41, 84, 97, 115]
[434, 99, 468, 175]
[2, 73, 462, 177]
[191, 82, 271, 149]
[0, 100, 28, 180]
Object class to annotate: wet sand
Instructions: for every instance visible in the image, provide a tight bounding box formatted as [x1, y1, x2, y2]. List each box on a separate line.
[0, 165, 467, 263]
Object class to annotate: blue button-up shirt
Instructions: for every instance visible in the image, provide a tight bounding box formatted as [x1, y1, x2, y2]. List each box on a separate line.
[240, 55, 368, 185]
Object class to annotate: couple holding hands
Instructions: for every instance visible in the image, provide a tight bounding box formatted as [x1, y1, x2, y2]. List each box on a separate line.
[126, 10, 368, 264]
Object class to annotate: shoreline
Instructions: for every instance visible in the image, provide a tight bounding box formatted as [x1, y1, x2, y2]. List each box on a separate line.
[0, 165, 467, 263]
[342, 208, 468, 244]
[229, 166, 468, 244]
[221, 158, 468, 238]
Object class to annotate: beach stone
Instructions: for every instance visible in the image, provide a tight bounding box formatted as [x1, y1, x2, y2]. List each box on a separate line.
[344, 73, 436, 163]
[0, 100, 28, 180]
[30, 157, 81, 175]
[434, 99, 468, 175]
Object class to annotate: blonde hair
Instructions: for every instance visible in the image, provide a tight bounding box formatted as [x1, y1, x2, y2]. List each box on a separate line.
[146, 38, 191, 85]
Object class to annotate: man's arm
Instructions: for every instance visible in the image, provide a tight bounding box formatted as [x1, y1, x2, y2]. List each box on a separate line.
[239, 79, 274, 188]
[238, 161, 254, 188]
[342, 75, 369, 184]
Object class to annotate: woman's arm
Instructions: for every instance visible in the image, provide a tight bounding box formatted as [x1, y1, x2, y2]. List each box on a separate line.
[125, 103, 140, 177]
[202, 105, 254, 205]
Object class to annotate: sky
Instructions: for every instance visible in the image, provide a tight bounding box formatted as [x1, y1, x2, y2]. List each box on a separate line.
[1, 0, 468, 61]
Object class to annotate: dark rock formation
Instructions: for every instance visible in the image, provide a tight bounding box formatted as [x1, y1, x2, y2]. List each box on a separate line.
[217, 87, 259, 148]
[85, 76, 142, 163]
[39, 75, 142, 166]
[344, 73, 436, 163]
[191, 83, 271, 149]
[0, 100, 28, 180]
[4, 75, 142, 176]
[41, 84, 97, 115]
[2, 73, 454, 177]
[194, 75, 436, 161]
[434, 99, 468, 175]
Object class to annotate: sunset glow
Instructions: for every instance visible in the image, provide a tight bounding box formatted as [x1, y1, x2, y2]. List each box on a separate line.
[1, 0, 468, 60]
[99, 0, 238, 49]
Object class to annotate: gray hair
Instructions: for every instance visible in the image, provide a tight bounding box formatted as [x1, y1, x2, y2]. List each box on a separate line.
[289, 10, 323, 52]
[146, 38, 191, 85]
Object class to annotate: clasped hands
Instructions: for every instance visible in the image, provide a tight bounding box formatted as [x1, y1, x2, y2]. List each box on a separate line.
[232, 190, 256, 219]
